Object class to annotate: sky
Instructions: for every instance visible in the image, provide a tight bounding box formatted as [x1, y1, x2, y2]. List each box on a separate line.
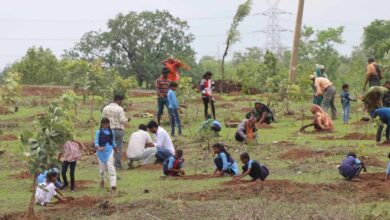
[0, 0, 389, 70]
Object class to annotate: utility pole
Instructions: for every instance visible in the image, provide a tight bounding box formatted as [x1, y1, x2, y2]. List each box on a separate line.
[289, 0, 305, 83]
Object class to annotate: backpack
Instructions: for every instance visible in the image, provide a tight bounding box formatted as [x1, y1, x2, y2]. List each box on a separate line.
[259, 165, 269, 181]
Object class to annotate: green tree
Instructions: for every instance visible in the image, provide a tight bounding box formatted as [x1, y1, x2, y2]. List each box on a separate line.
[362, 20, 390, 60]
[221, 0, 252, 83]
[10, 47, 62, 85]
[66, 10, 196, 87]
[0, 71, 22, 112]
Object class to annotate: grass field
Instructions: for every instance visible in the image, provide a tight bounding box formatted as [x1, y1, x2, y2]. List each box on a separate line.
[0, 86, 389, 220]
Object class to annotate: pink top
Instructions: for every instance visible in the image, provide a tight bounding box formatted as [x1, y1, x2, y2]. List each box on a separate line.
[63, 141, 81, 162]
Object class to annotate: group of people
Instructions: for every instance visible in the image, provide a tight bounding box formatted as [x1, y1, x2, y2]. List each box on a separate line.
[34, 60, 390, 206]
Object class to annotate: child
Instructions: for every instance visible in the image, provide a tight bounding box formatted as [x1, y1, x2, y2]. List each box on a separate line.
[163, 149, 185, 176]
[94, 117, 118, 191]
[35, 170, 66, 206]
[199, 114, 222, 135]
[37, 167, 63, 189]
[59, 140, 81, 191]
[340, 84, 357, 124]
[235, 113, 257, 143]
[234, 152, 269, 181]
[212, 143, 239, 177]
[167, 81, 182, 136]
[339, 152, 366, 181]
[386, 152, 390, 182]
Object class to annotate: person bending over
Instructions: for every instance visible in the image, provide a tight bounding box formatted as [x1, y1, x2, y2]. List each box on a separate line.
[339, 152, 366, 181]
[234, 152, 269, 181]
[300, 105, 334, 132]
[163, 149, 185, 176]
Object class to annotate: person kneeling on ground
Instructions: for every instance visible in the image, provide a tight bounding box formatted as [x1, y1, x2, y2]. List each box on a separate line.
[163, 149, 185, 176]
[386, 152, 390, 182]
[199, 114, 222, 136]
[234, 152, 269, 181]
[372, 108, 390, 144]
[212, 143, 239, 177]
[339, 152, 366, 181]
[35, 170, 67, 206]
[37, 167, 63, 189]
[147, 120, 175, 163]
[300, 105, 334, 132]
[235, 113, 257, 143]
[252, 102, 274, 124]
[127, 124, 157, 169]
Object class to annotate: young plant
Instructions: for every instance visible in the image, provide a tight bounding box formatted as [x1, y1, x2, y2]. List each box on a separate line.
[0, 71, 22, 112]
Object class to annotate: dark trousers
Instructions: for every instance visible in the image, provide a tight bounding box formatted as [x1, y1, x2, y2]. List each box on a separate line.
[61, 161, 77, 190]
[157, 97, 169, 123]
[376, 124, 390, 142]
[243, 161, 268, 181]
[339, 164, 363, 180]
[203, 97, 216, 119]
[214, 158, 235, 175]
[156, 147, 173, 163]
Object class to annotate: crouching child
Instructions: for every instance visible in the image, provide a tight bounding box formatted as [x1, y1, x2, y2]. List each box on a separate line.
[234, 152, 269, 181]
[339, 152, 366, 181]
[35, 170, 67, 206]
[212, 143, 239, 177]
[163, 149, 185, 176]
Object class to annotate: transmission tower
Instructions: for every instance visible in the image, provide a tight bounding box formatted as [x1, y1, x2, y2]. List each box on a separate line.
[259, 0, 292, 55]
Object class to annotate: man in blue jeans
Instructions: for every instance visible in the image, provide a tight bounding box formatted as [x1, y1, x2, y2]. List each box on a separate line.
[156, 68, 171, 125]
[147, 121, 175, 163]
[167, 81, 182, 136]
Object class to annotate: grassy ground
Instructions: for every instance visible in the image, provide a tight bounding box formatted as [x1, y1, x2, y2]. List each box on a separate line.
[0, 88, 389, 220]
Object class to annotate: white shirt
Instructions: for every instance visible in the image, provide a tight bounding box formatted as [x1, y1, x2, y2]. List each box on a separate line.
[126, 130, 153, 158]
[102, 103, 128, 129]
[35, 182, 57, 206]
[154, 127, 175, 154]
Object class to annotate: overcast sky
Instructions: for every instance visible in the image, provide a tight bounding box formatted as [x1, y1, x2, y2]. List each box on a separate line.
[1, 0, 389, 70]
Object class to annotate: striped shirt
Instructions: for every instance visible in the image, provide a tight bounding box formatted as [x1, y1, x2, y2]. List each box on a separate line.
[102, 103, 128, 130]
[156, 77, 170, 97]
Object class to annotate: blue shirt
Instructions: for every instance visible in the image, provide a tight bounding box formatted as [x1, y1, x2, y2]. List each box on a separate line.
[247, 160, 255, 169]
[218, 152, 239, 174]
[211, 120, 222, 129]
[94, 129, 116, 163]
[167, 89, 179, 109]
[340, 91, 352, 107]
[37, 171, 48, 185]
[167, 156, 175, 170]
[375, 108, 390, 124]
[387, 162, 390, 175]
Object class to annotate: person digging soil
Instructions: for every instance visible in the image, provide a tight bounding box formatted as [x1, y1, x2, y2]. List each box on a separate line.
[300, 105, 334, 133]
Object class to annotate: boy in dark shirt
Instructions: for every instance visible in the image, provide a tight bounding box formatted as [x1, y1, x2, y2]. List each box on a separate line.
[234, 152, 269, 181]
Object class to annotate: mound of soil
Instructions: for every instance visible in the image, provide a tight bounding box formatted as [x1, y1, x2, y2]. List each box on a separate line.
[75, 180, 96, 190]
[0, 105, 12, 115]
[0, 134, 17, 141]
[172, 172, 389, 203]
[278, 148, 332, 160]
[135, 164, 163, 170]
[359, 155, 386, 168]
[241, 107, 252, 113]
[340, 132, 375, 140]
[8, 171, 31, 179]
[316, 135, 337, 140]
[173, 174, 213, 180]
[271, 141, 296, 148]
[378, 140, 390, 146]
[216, 102, 235, 108]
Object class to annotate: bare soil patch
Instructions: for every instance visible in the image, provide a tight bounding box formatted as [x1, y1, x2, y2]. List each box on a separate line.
[278, 148, 332, 160]
[256, 123, 274, 129]
[241, 107, 252, 112]
[0, 105, 12, 115]
[130, 90, 155, 97]
[172, 174, 213, 180]
[172, 172, 389, 203]
[75, 180, 96, 190]
[9, 171, 31, 179]
[22, 85, 72, 97]
[216, 102, 235, 108]
[340, 132, 375, 140]
[271, 141, 296, 148]
[359, 155, 386, 168]
[0, 134, 17, 141]
[135, 164, 163, 170]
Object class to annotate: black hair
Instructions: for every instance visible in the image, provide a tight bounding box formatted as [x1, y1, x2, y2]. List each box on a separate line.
[138, 124, 147, 131]
[212, 143, 231, 161]
[114, 94, 124, 101]
[342, 83, 349, 90]
[368, 58, 375, 63]
[347, 152, 357, 158]
[100, 117, 110, 128]
[245, 112, 252, 119]
[169, 81, 178, 88]
[203, 71, 213, 79]
[162, 67, 170, 75]
[147, 120, 159, 129]
[46, 171, 57, 182]
[385, 81, 390, 85]
[240, 152, 250, 160]
[176, 149, 183, 157]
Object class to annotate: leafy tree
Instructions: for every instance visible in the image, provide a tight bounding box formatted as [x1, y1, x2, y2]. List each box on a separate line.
[10, 47, 62, 85]
[0, 71, 22, 112]
[221, 0, 252, 83]
[20, 102, 74, 218]
[362, 20, 390, 60]
[66, 10, 196, 87]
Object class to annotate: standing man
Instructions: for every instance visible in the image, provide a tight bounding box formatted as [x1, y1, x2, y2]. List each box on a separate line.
[156, 67, 171, 125]
[147, 120, 175, 163]
[102, 94, 129, 170]
[200, 71, 216, 119]
[364, 58, 382, 90]
[311, 75, 337, 120]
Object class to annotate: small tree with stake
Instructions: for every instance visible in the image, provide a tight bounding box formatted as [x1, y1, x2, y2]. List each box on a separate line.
[221, 0, 252, 90]
[20, 103, 73, 218]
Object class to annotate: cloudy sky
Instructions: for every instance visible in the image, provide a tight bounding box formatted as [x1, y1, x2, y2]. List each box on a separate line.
[0, 0, 389, 69]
